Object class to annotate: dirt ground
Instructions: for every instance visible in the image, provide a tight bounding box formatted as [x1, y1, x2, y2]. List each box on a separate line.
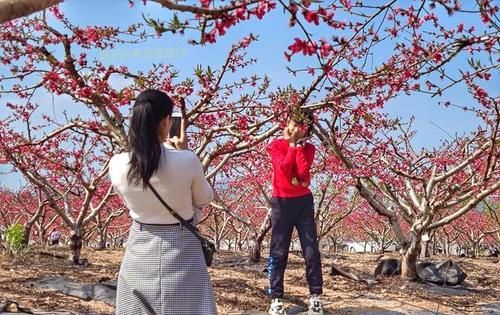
[0, 247, 498, 314]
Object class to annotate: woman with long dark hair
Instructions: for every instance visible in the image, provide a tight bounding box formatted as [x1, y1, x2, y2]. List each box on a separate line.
[109, 89, 217, 314]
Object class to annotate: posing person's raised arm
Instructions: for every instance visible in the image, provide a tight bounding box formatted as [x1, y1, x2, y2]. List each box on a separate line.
[266, 127, 298, 175]
[295, 142, 315, 186]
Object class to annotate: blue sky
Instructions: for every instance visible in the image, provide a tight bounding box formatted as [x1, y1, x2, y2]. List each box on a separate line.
[1, 0, 498, 188]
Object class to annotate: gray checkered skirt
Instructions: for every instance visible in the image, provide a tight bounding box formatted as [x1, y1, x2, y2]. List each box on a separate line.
[115, 221, 217, 315]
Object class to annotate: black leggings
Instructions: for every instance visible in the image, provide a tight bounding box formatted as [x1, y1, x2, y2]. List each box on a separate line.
[268, 193, 323, 298]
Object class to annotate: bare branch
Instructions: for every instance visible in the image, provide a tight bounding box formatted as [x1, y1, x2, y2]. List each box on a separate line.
[0, 0, 62, 24]
[429, 181, 500, 229]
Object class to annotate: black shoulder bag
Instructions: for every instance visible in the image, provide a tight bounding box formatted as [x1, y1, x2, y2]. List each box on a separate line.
[147, 182, 216, 267]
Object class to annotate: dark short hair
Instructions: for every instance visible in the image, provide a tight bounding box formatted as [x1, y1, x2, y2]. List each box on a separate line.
[127, 89, 173, 188]
[287, 106, 314, 136]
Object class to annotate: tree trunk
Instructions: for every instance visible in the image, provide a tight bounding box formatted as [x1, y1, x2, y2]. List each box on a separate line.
[379, 238, 385, 254]
[248, 225, 271, 263]
[215, 237, 221, 251]
[248, 213, 272, 262]
[22, 223, 33, 247]
[97, 228, 107, 250]
[69, 229, 84, 265]
[37, 224, 47, 245]
[420, 239, 430, 258]
[432, 238, 437, 255]
[471, 242, 478, 258]
[401, 234, 421, 280]
[326, 236, 333, 251]
[448, 239, 456, 256]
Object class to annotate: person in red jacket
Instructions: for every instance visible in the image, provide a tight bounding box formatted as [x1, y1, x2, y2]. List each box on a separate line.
[266, 107, 323, 315]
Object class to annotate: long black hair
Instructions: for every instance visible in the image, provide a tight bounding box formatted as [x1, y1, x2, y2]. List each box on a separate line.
[127, 89, 173, 188]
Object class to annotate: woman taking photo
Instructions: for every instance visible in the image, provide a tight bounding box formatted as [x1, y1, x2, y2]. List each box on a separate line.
[109, 89, 217, 314]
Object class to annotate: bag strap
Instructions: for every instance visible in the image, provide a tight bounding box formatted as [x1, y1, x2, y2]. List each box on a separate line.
[146, 182, 204, 242]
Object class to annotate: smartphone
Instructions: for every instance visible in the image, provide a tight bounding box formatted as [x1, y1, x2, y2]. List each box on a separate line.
[296, 136, 312, 145]
[169, 112, 182, 138]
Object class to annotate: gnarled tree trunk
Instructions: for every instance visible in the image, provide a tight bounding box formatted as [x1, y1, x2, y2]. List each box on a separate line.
[379, 238, 385, 254]
[248, 212, 272, 262]
[401, 232, 422, 280]
[96, 226, 108, 250]
[420, 239, 430, 258]
[69, 228, 84, 264]
[22, 223, 34, 247]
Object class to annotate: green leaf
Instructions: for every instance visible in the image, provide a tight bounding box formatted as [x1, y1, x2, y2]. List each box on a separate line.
[170, 13, 182, 29]
[194, 65, 203, 77]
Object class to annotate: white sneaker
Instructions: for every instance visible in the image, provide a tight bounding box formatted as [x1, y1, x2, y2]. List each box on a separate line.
[268, 298, 287, 315]
[308, 295, 324, 315]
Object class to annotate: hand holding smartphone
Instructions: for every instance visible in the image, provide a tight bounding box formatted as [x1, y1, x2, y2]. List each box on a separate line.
[169, 112, 182, 138]
[168, 112, 188, 150]
[296, 136, 312, 146]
